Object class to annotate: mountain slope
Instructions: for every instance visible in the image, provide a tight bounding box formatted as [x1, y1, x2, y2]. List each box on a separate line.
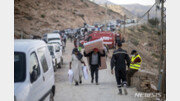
[100, 4, 136, 19]
[15, 0, 122, 38]
[121, 3, 160, 19]
[92, 0, 114, 5]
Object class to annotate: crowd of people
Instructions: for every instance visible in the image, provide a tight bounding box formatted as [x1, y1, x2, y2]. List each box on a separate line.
[69, 39, 142, 95]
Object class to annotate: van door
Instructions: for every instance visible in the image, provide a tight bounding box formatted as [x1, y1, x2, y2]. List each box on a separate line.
[28, 52, 44, 101]
[37, 46, 54, 99]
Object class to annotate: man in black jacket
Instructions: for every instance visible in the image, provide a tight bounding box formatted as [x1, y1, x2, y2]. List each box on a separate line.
[84, 48, 105, 85]
[111, 42, 130, 95]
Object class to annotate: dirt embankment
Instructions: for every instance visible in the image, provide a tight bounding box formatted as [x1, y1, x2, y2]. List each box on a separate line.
[122, 24, 161, 92]
[14, 0, 123, 39]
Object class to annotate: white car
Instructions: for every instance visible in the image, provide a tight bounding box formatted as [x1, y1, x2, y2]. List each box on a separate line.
[47, 43, 63, 71]
[14, 39, 55, 101]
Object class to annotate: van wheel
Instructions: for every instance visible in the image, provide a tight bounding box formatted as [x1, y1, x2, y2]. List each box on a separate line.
[58, 63, 61, 68]
[55, 60, 58, 71]
[61, 57, 63, 65]
[49, 91, 54, 101]
[53, 66, 57, 72]
[52, 61, 57, 72]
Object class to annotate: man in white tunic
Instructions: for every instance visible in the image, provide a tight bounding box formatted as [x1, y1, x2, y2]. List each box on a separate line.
[70, 48, 85, 86]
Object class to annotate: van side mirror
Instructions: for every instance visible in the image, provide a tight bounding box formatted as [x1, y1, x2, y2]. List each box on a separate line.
[30, 65, 38, 83]
[56, 47, 60, 52]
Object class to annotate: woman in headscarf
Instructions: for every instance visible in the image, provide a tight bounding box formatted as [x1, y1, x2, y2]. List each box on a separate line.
[70, 48, 86, 86]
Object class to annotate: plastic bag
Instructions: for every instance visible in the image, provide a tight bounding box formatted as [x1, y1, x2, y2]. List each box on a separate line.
[68, 69, 74, 83]
[82, 66, 88, 80]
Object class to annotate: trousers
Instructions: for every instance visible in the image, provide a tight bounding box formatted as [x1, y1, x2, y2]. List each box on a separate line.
[90, 65, 99, 83]
[126, 69, 138, 86]
[115, 68, 127, 88]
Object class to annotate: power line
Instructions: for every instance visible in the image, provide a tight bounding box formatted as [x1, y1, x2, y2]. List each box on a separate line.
[137, 2, 157, 22]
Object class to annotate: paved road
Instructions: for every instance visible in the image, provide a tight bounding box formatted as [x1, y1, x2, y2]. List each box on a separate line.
[54, 40, 144, 101]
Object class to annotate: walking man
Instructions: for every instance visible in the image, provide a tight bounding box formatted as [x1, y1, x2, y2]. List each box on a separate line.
[111, 42, 130, 95]
[127, 50, 142, 87]
[84, 48, 105, 85]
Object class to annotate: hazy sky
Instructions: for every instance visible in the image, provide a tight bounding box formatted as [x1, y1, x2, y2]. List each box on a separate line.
[108, 0, 155, 5]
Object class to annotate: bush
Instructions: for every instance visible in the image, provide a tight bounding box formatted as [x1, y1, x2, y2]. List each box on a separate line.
[137, 28, 142, 32]
[152, 53, 160, 58]
[41, 14, 45, 18]
[24, 15, 33, 20]
[148, 18, 159, 26]
[129, 28, 134, 32]
[131, 38, 139, 46]
[141, 25, 148, 31]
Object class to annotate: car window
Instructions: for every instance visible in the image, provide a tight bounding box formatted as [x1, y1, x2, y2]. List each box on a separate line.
[48, 46, 54, 56]
[14, 52, 26, 82]
[30, 52, 40, 80]
[37, 47, 49, 73]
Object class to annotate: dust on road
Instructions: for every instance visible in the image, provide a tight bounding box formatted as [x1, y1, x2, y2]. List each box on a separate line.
[54, 40, 143, 101]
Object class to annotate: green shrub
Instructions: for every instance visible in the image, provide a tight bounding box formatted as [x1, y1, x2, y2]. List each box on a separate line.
[24, 15, 33, 20]
[148, 18, 159, 26]
[152, 53, 160, 58]
[131, 38, 139, 46]
[129, 28, 134, 32]
[41, 14, 45, 18]
[141, 25, 148, 31]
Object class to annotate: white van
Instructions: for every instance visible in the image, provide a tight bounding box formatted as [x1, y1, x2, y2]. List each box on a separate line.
[47, 43, 63, 71]
[43, 33, 63, 51]
[42, 33, 61, 44]
[14, 39, 55, 101]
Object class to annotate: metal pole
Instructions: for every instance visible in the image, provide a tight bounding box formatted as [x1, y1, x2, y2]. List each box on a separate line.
[123, 15, 126, 35]
[105, 2, 108, 31]
[147, 12, 150, 22]
[21, 33, 23, 39]
[160, 0, 166, 98]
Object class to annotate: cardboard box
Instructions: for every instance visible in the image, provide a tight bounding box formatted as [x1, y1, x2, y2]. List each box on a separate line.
[84, 38, 104, 54]
[84, 39, 107, 70]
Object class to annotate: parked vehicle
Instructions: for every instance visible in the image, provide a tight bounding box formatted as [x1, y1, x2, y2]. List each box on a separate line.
[47, 43, 63, 71]
[80, 31, 116, 48]
[52, 30, 60, 33]
[14, 39, 55, 101]
[42, 33, 63, 51]
[110, 24, 116, 31]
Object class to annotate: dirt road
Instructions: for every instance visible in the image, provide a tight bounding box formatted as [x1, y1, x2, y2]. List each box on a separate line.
[54, 40, 144, 101]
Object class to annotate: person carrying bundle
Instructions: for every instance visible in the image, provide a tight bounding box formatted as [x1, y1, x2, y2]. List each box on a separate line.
[84, 48, 105, 85]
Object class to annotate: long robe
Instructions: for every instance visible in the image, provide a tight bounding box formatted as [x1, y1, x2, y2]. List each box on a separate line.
[71, 54, 83, 82]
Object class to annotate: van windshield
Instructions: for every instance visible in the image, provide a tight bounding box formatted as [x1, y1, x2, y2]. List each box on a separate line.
[14, 52, 26, 82]
[48, 38, 60, 41]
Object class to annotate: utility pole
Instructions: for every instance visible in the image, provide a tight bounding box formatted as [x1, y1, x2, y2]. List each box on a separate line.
[160, 0, 166, 99]
[147, 12, 150, 21]
[123, 15, 126, 35]
[157, 0, 166, 99]
[21, 33, 23, 39]
[105, 2, 108, 31]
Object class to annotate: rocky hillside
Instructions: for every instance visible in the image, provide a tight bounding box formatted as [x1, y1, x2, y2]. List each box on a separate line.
[122, 24, 161, 75]
[121, 4, 161, 19]
[100, 4, 136, 19]
[15, 0, 123, 38]
[91, 0, 114, 5]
